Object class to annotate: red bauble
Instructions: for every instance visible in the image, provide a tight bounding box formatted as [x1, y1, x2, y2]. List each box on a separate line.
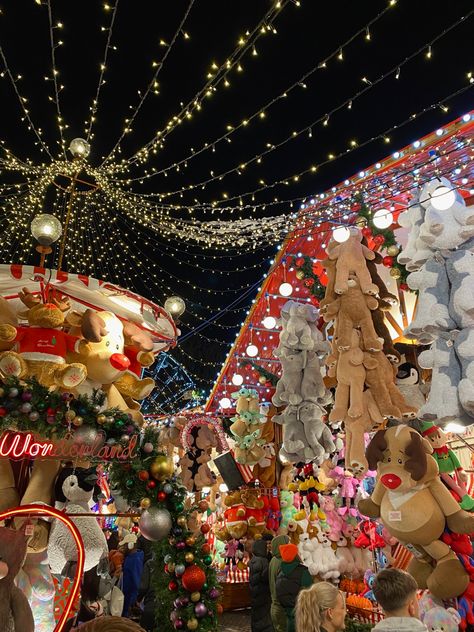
[147, 480, 156, 490]
[201, 543, 211, 555]
[373, 234, 385, 246]
[138, 470, 149, 481]
[382, 256, 394, 267]
[295, 257, 305, 267]
[157, 491, 167, 502]
[200, 524, 210, 535]
[198, 500, 209, 512]
[0, 408, 6, 417]
[168, 580, 179, 591]
[164, 564, 169, 574]
[399, 283, 409, 291]
[181, 565, 206, 593]
[304, 278, 315, 287]
[46, 407, 56, 416]
[361, 227, 372, 238]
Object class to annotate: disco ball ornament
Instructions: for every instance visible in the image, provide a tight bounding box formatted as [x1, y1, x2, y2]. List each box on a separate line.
[182, 565, 206, 592]
[139, 507, 172, 542]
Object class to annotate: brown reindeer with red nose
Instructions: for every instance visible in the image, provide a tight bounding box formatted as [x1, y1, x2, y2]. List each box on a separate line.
[358, 424, 474, 600]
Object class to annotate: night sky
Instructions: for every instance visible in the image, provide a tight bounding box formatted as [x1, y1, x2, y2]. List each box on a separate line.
[0, 0, 472, 395]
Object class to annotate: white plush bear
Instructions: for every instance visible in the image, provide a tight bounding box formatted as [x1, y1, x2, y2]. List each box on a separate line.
[317, 530, 341, 582]
[454, 328, 474, 418]
[446, 249, 474, 329]
[405, 255, 455, 341]
[397, 197, 429, 270]
[418, 332, 464, 423]
[272, 351, 305, 406]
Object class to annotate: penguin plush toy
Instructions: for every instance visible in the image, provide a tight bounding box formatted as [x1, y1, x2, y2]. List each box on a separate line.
[47, 467, 108, 574]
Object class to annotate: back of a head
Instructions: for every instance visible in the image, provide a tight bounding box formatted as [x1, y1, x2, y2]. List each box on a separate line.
[295, 581, 339, 632]
[373, 568, 418, 614]
[72, 616, 146, 632]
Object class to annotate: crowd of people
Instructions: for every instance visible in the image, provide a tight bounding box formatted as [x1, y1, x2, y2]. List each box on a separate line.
[249, 533, 432, 632]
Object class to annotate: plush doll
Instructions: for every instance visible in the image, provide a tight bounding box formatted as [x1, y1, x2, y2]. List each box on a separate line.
[319, 495, 344, 542]
[298, 402, 335, 460]
[371, 308, 401, 364]
[396, 362, 426, 411]
[397, 195, 428, 271]
[329, 329, 367, 422]
[334, 534, 357, 577]
[327, 228, 378, 296]
[0, 290, 88, 388]
[280, 412, 308, 463]
[179, 424, 218, 491]
[112, 321, 156, 400]
[419, 591, 461, 632]
[280, 490, 297, 529]
[446, 248, 474, 329]
[300, 350, 329, 403]
[454, 327, 474, 418]
[280, 302, 317, 350]
[221, 538, 239, 566]
[331, 467, 359, 517]
[267, 496, 282, 532]
[405, 255, 455, 343]
[234, 429, 265, 465]
[0, 525, 34, 632]
[353, 520, 386, 550]
[272, 351, 305, 406]
[418, 331, 466, 423]
[241, 488, 266, 539]
[48, 466, 108, 573]
[322, 277, 383, 352]
[344, 389, 383, 478]
[316, 529, 341, 581]
[215, 490, 248, 541]
[252, 417, 276, 487]
[359, 425, 474, 599]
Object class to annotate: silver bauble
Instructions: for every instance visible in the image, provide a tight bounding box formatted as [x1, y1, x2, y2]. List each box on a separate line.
[73, 425, 105, 448]
[139, 507, 173, 542]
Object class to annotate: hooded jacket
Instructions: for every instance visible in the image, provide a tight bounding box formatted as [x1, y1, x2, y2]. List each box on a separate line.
[249, 540, 274, 632]
[269, 535, 289, 603]
[276, 544, 312, 610]
[373, 617, 428, 632]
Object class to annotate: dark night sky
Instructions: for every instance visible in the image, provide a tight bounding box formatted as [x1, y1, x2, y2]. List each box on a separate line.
[0, 0, 472, 394]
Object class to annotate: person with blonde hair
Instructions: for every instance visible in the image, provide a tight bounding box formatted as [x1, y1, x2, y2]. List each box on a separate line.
[295, 581, 346, 632]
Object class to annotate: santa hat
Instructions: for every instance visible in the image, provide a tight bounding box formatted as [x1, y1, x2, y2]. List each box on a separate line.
[279, 543, 299, 563]
[420, 421, 440, 437]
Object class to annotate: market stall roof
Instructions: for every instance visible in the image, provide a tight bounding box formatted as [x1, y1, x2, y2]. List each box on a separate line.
[205, 111, 474, 412]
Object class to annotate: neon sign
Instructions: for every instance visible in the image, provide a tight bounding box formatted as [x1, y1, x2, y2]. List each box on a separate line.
[0, 431, 138, 460]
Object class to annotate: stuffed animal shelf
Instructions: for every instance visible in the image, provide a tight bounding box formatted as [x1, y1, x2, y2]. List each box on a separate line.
[230, 388, 266, 465]
[179, 424, 218, 492]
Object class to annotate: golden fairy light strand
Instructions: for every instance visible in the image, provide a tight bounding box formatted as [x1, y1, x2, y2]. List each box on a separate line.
[102, 0, 195, 162]
[84, 0, 120, 142]
[46, 0, 67, 158]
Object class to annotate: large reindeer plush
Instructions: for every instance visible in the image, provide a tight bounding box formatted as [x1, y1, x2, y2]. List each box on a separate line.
[359, 425, 474, 600]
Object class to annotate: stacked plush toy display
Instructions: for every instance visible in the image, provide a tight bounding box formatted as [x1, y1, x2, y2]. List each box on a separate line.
[229, 388, 266, 465]
[400, 177, 474, 427]
[321, 227, 417, 477]
[271, 300, 335, 463]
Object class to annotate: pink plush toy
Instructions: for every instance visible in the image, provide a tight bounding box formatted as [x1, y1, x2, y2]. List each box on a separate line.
[319, 495, 344, 542]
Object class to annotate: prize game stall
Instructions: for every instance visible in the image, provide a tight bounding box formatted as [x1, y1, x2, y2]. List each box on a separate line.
[0, 110, 473, 632]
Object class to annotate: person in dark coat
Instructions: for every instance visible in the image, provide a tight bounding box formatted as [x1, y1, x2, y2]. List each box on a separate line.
[138, 555, 156, 631]
[249, 539, 274, 632]
[276, 543, 312, 632]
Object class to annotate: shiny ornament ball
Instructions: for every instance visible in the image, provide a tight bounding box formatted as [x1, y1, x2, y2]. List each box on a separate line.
[173, 527, 183, 537]
[157, 491, 167, 502]
[28, 411, 39, 421]
[200, 524, 210, 535]
[382, 256, 394, 267]
[176, 541, 186, 551]
[185, 536, 196, 547]
[390, 267, 402, 279]
[175, 563, 186, 576]
[258, 375, 266, 385]
[295, 257, 305, 267]
[147, 480, 156, 490]
[198, 500, 208, 512]
[295, 270, 305, 280]
[120, 433, 130, 443]
[175, 501, 184, 512]
[399, 282, 409, 292]
[182, 565, 206, 592]
[387, 244, 400, 256]
[355, 216, 368, 228]
[138, 470, 149, 481]
[150, 455, 174, 481]
[126, 479, 134, 489]
[20, 402, 32, 413]
[8, 388, 18, 398]
[194, 603, 207, 619]
[217, 604, 224, 615]
[177, 515, 187, 527]
[168, 580, 178, 592]
[173, 598, 182, 609]
[201, 543, 211, 555]
[304, 277, 315, 288]
[187, 617, 199, 630]
[202, 583, 208, 591]
[139, 507, 172, 542]
[65, 409, 76, 421]
[140, 498, 151, 509]
[74, 425, 104, 448]
[73, 416, 83, 427]
[21, 391, 32, 401]
[373, 234, 385, 247]
[190, 592, 201, 603]
[174, 619, 184, 630]
[164, 554, 173, 564]
[181, 597, 190, 607]
[143, 442, 154, 453]
[46, 415, 56, 425]
[209, 588, 220, 600]
[203, 555, 213, 566]
[168, 562, 175, 574]
[97, 414, 106, 425]
[361, 227, 372, 238]
[185, 552, 195, 564]
[163, 483, 173, 494]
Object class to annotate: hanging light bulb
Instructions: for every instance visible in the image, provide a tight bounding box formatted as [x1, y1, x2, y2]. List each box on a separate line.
[279, 282, 293, 297]
[219, 397, 231, 409]
[372, 209, 394, 229]
[232, 373, 243, 386]
[262, 316, 277, 329]
[68, 137, 91, 159]
[246, 344, 258, 357]
[164, 296, 186, 317]
[332, 226, 351, 242]
[219, 483, 229, 493]
[429, 186, 456, 211]
[30, 214, 62, 246]
[444, 422, 467, 434]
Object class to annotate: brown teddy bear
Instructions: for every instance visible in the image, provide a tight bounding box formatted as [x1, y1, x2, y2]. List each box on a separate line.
[322, 277, 383, 353]
[362, 239, 399, 309]
[179, 424, 218, 492]
[327, 228, 379, 296]
[0, 289, 88, 389]
[0, 525, 34, 631]
[252, 416, 276, 488]
[329, 329, 367, 422]
[344, 390, 383, 478]
[371, 308, 401, 365]
[359, 425, 474, 600]
[241, 488, 266, 539]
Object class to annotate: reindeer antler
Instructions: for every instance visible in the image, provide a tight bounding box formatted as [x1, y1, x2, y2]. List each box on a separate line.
[51, 294, 71, 313]
[18, 287, 41, 309]
[122, 320, 154, 352]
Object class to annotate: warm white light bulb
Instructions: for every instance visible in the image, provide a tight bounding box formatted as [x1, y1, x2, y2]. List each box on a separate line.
[164, 296, 186, 317]
[373, 209, 394, 229]
[69, 137, 91, 159]
[444, 422, 467, 434]
[279, 282, 293, 297]
[332, 226, 351, 243]
[246, 344, 258, 357]
[219, 397, 231, 409]
[232, 373, 243, 386]
[262, 316, 277, 329]
[430, 186, 456, 211]
[219, 483, 229, 493]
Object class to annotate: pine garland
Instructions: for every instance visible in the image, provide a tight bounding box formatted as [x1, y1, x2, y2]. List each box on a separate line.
[240, 358, 279, 386]
[291, 255, 326, 301]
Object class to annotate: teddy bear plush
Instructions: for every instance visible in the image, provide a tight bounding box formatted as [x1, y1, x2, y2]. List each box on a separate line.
[344, 389, 383, 478]
[241, 488, 266, 539]
[0, 289, 88, 389]
[110, 320, 156, 400]
[0, 525, 34, 632]
[419, 591, 461, 632]
[371, 308, 401, 364]
[298, 402, 335, 459]
[329, 329, 367, 422]
[327, 228, 378, 296]
[397, 194, 429, 271]
[280, 490, 297, 529]
[446, 248, 474, 329]
[215, 490, 248, 541]
[454, 327, 474, 418]
[359, 425, 474, 599]
[179, 424, 218, 490]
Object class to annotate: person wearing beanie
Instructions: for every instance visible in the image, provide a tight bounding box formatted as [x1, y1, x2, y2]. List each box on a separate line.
[269, 534, 290, 632]
[249, 539, 274, 632]
[276, 543, 312, 632]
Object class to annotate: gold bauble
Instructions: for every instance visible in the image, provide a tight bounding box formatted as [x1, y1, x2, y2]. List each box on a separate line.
[258, 375, 266, 385]
[390, 267, 402, 279]
[295, 270, 305, 280]
[185, 552, 195, 564]
[190, 592, 201, 602]
[177, 515, 187, 527]
[65, 409, 76, 421]
[97, 414, 106, 425]
[387, 244, 400, 256]
[72, 416, 83, 427]
[140, 498, 151, 509]
[187, 618, 199, 630]
[355, 216, 367, 228]
[150, 455, 174, 481]
[185, 536, 196, 547]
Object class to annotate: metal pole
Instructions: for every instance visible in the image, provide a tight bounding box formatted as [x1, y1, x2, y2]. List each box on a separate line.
[57, 168, 80, 273]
